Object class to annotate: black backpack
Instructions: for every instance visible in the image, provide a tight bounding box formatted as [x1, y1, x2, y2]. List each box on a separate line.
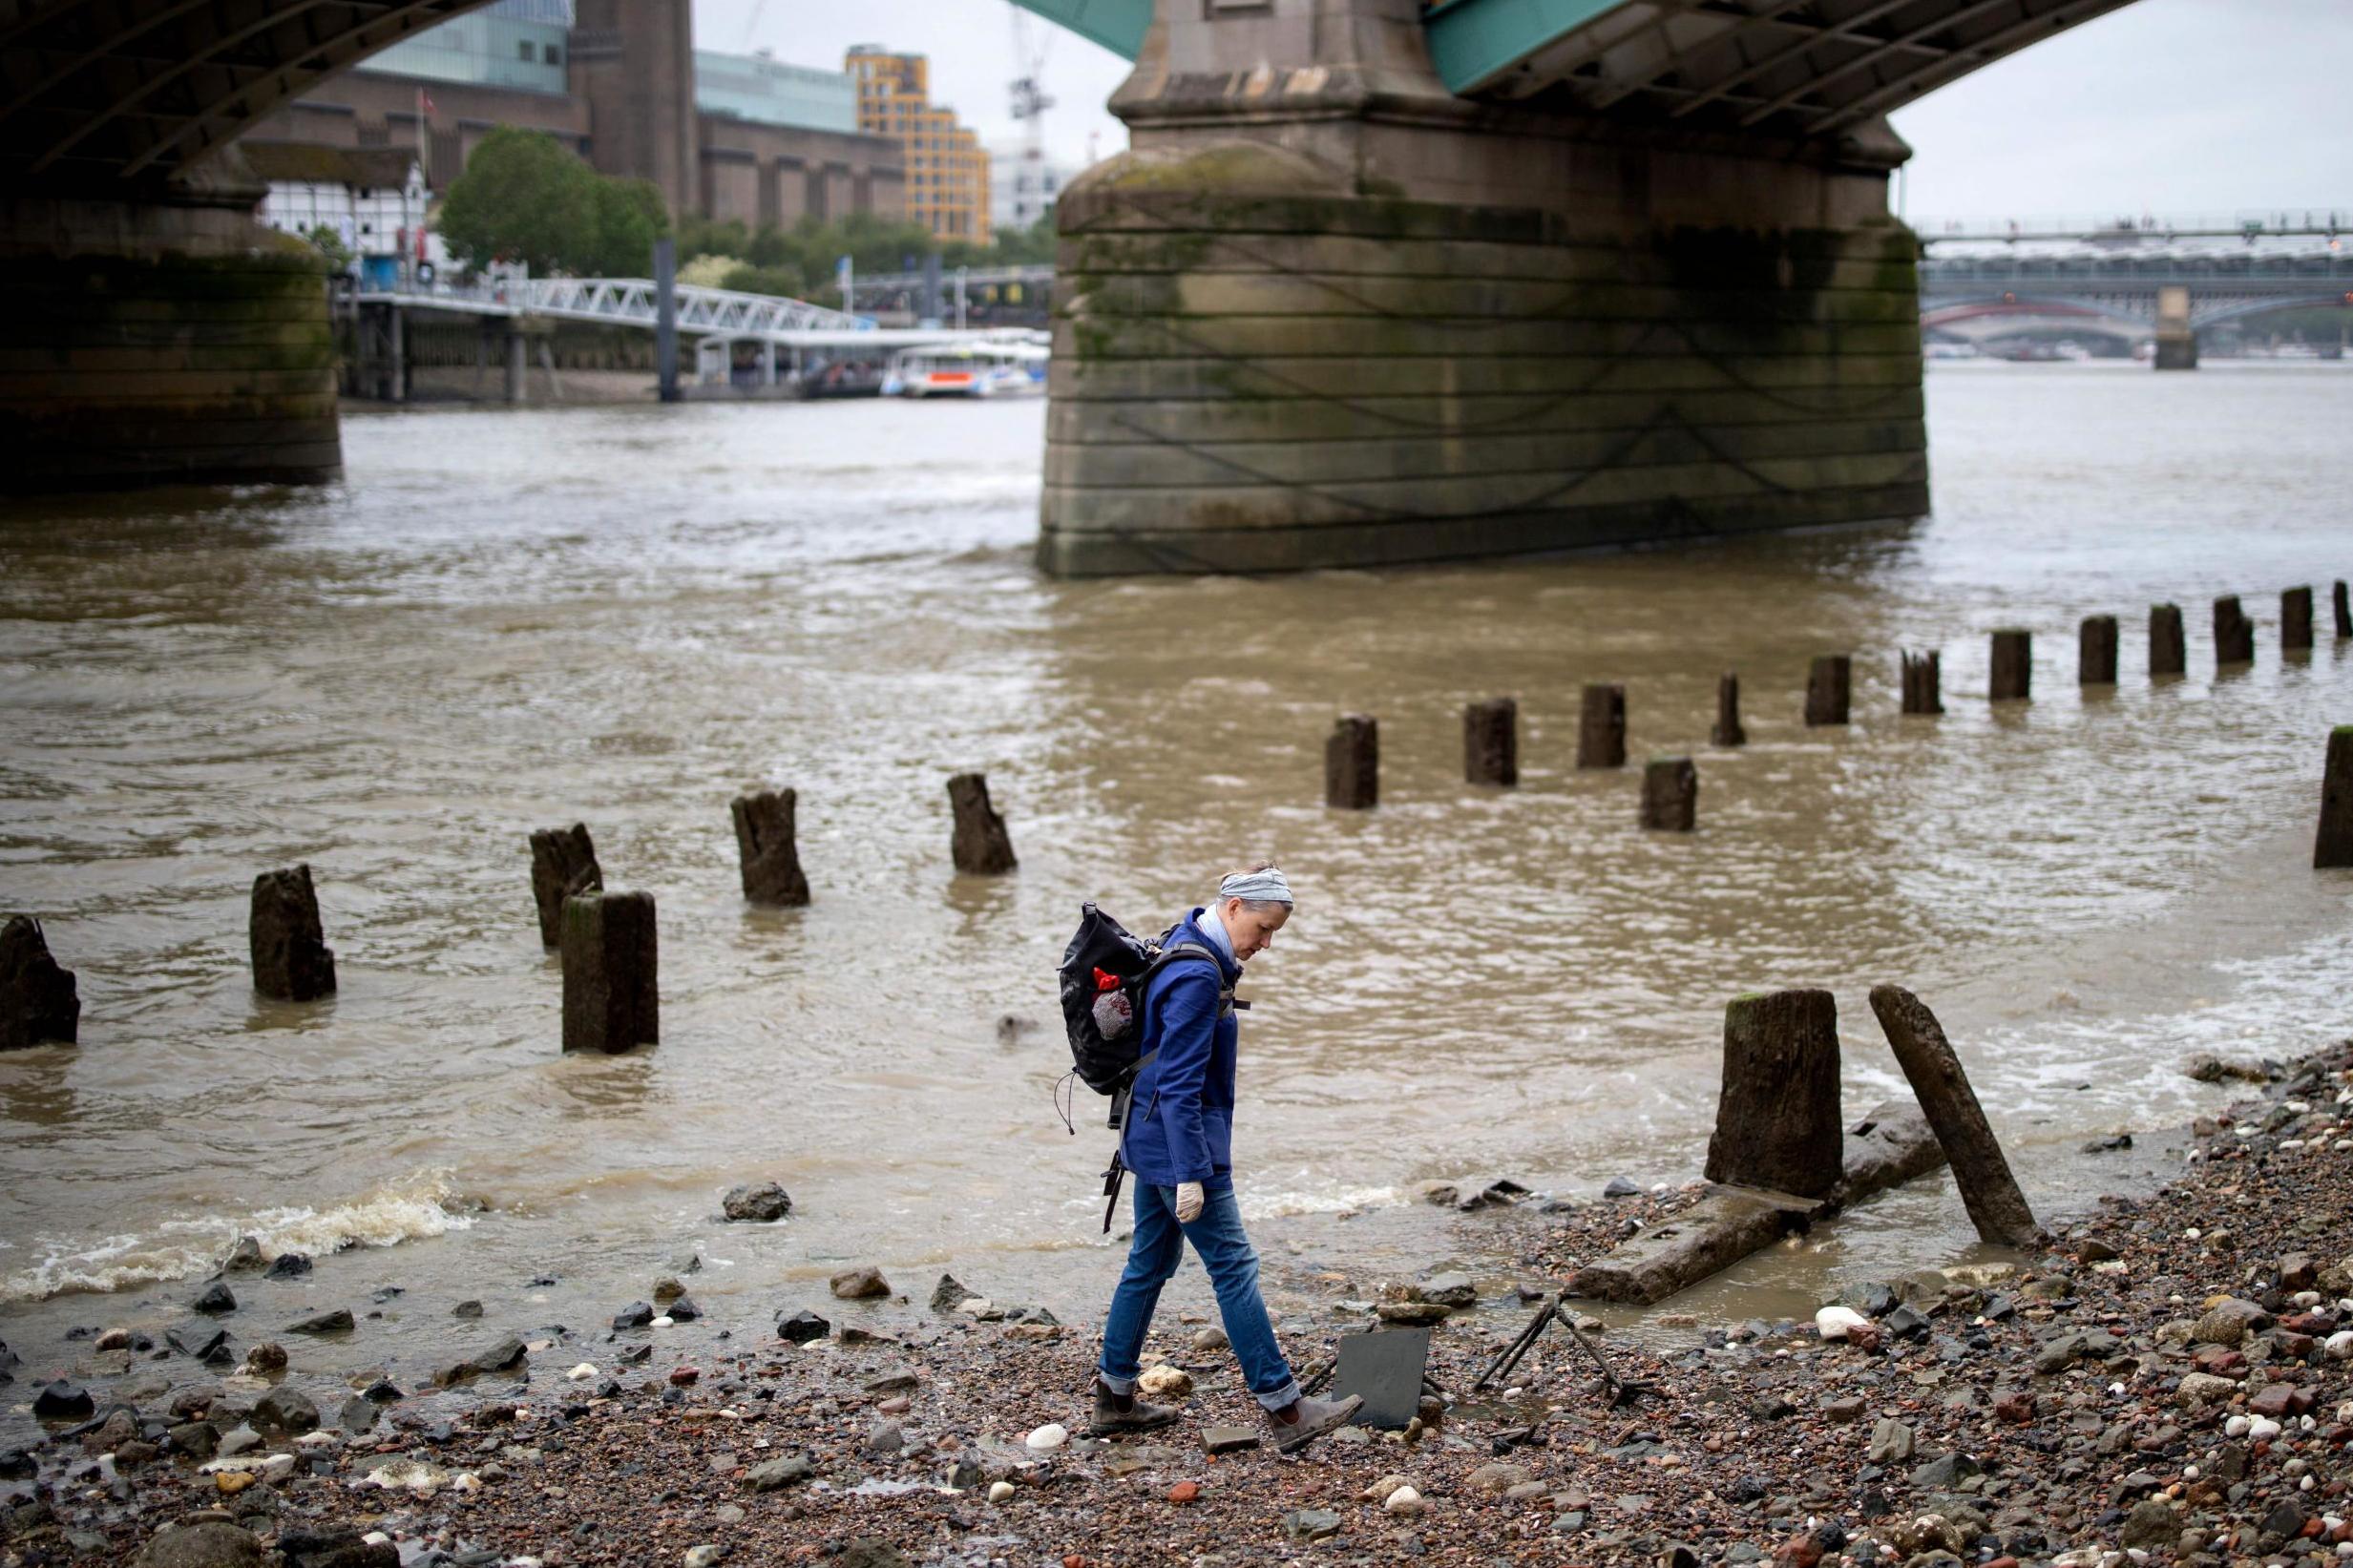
[1055, 902, 1225, 1125]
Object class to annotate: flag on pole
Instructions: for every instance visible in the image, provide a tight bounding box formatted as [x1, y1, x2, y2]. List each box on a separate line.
[416, 87, 434, 187]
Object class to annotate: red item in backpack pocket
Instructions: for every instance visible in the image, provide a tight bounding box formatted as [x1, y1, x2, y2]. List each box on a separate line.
[1093, 967, 1124, 993]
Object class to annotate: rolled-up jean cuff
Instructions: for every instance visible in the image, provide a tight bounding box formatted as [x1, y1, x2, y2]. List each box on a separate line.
[1253, 1378, 1301, 1412]
[1096, 1369, 1136, 1396]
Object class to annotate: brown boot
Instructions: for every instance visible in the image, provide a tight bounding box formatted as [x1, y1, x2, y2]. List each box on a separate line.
[1089, 1379, 1181, 1436]
[1266, 1393, 1364, 1455]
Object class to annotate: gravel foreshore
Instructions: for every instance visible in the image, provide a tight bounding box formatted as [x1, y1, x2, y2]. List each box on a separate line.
[7, 1042, 2351, 1568]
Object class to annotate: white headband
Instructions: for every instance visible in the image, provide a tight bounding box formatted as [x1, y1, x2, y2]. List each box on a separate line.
[1218, 868, 1293, 908]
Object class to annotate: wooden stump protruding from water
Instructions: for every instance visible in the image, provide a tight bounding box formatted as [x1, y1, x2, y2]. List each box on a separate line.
[1803, 656, 1850, 727]
[560, 890, 658, 1054]
[0, 915, 79, 1051]
[1711, 673, 1746, 747]
[2149, 603, 2186, 677]
[731, 789, 810, 907]
[2078, 615, 2118, 686]
[1639, 757, 1696, 832]
[250, 865, 336, 1001]
[2334, 580, 2351, 639]
[2214, 595, 2255, 667]
[1577, 683, 1627, 769]
[1463, 698, 1518, 787]
[1867, 984, 2042, 1247]
[1324, 716, 1378, 810]
[1988, 630, 2031, 702]
[529, 824, 602, 949]
[1704, 989, 1842, 1201]
[2318, 727, 2353, 870]
[947, 773, 1019, 875]
[2281, 585, 2314, 652]
[1900, 650, 1943, 715]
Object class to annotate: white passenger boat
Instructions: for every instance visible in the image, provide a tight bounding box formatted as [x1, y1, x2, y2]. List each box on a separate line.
[880, 341, 1049, 398]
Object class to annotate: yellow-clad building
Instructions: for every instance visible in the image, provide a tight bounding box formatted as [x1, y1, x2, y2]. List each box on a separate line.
[846, 46, 990, 244]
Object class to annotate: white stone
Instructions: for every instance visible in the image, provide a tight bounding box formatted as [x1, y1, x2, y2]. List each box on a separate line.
[650, 1316, 675, 1328]
[452, 1472, 483, 1493]
[567, 1363, 598, 1380]
[684, 1547, 725, 1568]
[1137, 1366, 1193, 1398]
[1383, 1485, 1425, 1515]
[1024, 1423, 1066, 1451]
[364, 1457, 454, 1493]
[2224, 1415, 2251, 1438]
[988, 1480, 1016, 1503]
[957, 1297, 995, 1317]
[2324, 1330, 2353, 1360]
[362, 1535, 391, 1549]
[2247, 1416, 2282, 1441]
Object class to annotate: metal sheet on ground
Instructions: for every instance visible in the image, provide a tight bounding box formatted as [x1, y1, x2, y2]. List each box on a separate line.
[1333, 1327, 1431, 1429]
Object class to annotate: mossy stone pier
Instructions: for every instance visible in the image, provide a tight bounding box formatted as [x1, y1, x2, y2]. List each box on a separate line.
[1035, 0, 1924, 575]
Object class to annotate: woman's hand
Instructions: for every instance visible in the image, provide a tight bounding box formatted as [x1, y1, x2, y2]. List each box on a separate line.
[1174, 1181, 1205, 1223]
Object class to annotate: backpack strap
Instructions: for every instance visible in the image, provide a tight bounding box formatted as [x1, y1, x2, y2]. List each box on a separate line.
[1111, 942, 1239, 1136]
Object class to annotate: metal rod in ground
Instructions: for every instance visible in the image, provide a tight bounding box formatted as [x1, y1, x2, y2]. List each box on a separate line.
[561, 889, 658, 1053]
[2318, 727, 2353, 870]
[1988, 629, 2031, 702]
[1551, 1304, 1653, 1406]
[1866, 984, 2041, 1247]
[731, 789, 810, 907]
[2149, 603, 2186, 677]
[1474, 1291, 1562, 1391]
[2335, 580, 2351, 639]
[1711, 672, 1745, 746]
[1577, 683, 1626, 769]
[2078, 616, 2118, 685]
[2281, 585, 2314, 652]
[1900, 649, 1943, 715]
[1639, 757, 1696, 831]
[1325, 715, 1377, 809]
[250, 865, 336, 1001]
[2214, 595, 2255, 666]
[1463, 698, 1518, 787]
[1803, 656, 1849, 726]
[947, 773, 1018, 874]
[529, 824, 602, 949]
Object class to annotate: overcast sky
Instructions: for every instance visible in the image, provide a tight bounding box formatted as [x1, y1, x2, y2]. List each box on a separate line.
[696, 0, 2350, 218]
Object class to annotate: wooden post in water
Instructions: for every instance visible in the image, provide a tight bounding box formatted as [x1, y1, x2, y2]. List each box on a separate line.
[250, 865, 336, 1001]
[947, 774, 1019, 874]
[2318, 728, 2353, 869]
[1463, 699, 1518, 787]
[2281, 585, 2314, 653]
[2078, 616, 2118, 686]
[2334, 580, 2350, 639]
[1577, 683, 1626, 769]
[1325, 716, 1377, 809]
[1988, 630, 2031, 702]
[0, 916, 79, 1051]
[529, 824, 602, 949]
[2213, 595, 2254, 666]
[1900, 650, 1943, 715]
[1639, 758, 1696, 831]
[1803, 657, 1850, 727]
[560, 890, 658, 1053]
[1867, 985, 2041, 1247]
[731, 789, 810, 907]
[1711, 673, 1745, 747]
[2149, 603, 2186, 678]
[1704, 989, 1842, 1200]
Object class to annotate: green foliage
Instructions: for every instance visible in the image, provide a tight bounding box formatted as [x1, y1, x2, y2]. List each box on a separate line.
[303, 223, 354, 272]
[679, 208, 1061, 300]
[436, 127, 669, 278]
[720, 262, 814, 300]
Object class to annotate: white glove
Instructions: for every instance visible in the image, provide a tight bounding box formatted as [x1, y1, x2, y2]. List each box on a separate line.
[1174, 1182, 1205, 1223]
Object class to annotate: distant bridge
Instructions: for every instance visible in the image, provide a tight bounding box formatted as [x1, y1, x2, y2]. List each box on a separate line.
[1918, 236, 2353, 338]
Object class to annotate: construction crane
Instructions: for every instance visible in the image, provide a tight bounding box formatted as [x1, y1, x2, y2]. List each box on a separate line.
[1007, 4, 1058, 229]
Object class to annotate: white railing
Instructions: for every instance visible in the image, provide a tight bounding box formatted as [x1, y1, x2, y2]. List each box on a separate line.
[352, 275, 873, 336]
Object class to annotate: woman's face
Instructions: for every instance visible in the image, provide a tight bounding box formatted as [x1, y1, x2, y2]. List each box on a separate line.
[1219, 898, 1290, 962]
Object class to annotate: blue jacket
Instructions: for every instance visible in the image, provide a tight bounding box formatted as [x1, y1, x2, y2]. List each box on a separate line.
[1118, 909, 1240, 1189]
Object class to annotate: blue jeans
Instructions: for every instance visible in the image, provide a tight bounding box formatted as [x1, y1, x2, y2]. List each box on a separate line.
[1097, 1180, 1300, 1411]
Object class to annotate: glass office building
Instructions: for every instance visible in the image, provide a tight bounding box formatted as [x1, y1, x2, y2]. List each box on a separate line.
[360, 0, 575, 94]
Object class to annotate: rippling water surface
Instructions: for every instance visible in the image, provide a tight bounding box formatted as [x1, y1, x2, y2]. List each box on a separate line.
[1, 363, 2348, 1393]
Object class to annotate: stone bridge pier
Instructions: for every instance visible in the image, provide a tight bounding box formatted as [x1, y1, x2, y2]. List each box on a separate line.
[1, 150, 342, 493]
[1038, 0, 1927, 576]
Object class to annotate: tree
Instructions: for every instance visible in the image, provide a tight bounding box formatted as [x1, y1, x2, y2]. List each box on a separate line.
[592, 177, 668, 277]
[303, 223, 354, 273]
[436, 126, 668, 278]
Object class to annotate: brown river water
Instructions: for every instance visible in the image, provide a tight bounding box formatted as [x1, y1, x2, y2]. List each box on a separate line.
[2, 362, 2348, 1427]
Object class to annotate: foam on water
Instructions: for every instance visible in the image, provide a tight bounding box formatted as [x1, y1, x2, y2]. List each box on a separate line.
[0, 1168, 473, 1302]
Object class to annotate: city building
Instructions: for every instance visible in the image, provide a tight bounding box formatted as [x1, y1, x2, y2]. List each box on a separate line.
[242, 0, 904, 230]
[846, 47, 989, 245]
[249, 145, 438, 289]
[990, 143, 1076, 235]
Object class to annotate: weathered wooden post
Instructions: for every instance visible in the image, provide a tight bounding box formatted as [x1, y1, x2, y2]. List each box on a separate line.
[1900, 650, 1943, 715]
[1803, 657, 1850, 727]
[1704, 990, 1841, 1200]
[731, 789, 810, 907]
[2149, 603, 2186, 677]
[1576, 683, 1626, 769]
[2078, 616, 2118, 685]
[1867, 985, 2041, 1247]
[1988, 629, 2031, 702]
[2318, 728, 2353, 869]
[1324, 716, 1377, 809]
[2213, 595, 2254, 666]
[1463, 699, 1517, 787]
[2334, 580, 2351, 639]
[560, 890, 658, 1053]
[2281, 585, 2314, 652]
[1711, 673, 1745, 747]
[250, 866, 336, 1001]
[529, 824, 602, 949]
[1639, 758, 1696, 831]
[947, 773, 1018, 874]
[1, 916, 79, 1051]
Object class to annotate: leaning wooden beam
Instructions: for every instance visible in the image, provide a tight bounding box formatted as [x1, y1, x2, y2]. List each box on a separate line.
[1867, 984, 2042, 1247]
